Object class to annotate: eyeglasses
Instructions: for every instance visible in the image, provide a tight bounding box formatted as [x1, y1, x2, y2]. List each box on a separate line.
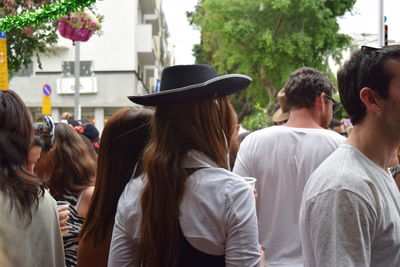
[316, 90, 340, 113]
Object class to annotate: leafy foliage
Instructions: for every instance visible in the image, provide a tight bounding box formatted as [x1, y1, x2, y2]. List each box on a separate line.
[0, 0, 102, 77]
[189, 0, 356, 129]
[0, 0, 96, 32]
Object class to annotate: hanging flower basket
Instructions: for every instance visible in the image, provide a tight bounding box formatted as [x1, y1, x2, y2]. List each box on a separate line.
[58, 7, 100, 43]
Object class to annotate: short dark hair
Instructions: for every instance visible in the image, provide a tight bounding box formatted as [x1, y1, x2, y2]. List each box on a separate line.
[337, 45, 400, 125]
[31, 136, 45, 149]
[284, 67, 334, 110]
[33, 122, 52, 151]
[329, 119, 342, 129]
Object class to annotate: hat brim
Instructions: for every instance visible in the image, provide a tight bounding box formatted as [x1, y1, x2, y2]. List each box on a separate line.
[272, 108, 289, 123]
[128, 74, 251, 106]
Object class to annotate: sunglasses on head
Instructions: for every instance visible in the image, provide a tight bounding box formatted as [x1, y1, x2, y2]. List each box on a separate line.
[315, 90, 340, 113]
[361, 45, 382, 52]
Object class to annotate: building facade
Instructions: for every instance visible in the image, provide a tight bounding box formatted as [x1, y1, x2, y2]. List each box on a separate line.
[10, 0, 174, 132]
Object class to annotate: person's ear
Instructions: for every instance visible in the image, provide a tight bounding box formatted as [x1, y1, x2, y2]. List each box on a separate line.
[317, 92, 330, 112]
[359, 87, 382, 113]
[315, 93, 325, 109]
[235, 124, 240, 133]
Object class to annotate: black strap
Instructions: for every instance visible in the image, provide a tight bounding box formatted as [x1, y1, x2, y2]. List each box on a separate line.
[176, 224, 225, 267]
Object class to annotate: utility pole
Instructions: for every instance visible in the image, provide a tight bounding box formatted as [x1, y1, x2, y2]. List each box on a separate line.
[74, 42, 81, 120]
[378, 0, 384, 47]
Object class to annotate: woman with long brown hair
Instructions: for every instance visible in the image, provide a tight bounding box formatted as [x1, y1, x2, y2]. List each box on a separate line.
[109, 64, 262, 267]
[0, 90, 65, 266]
[77, 107, 153, 267]
[43, 122, 97, 267]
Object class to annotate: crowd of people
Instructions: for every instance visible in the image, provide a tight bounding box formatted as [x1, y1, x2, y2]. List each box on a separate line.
[1, 45, 400, 267]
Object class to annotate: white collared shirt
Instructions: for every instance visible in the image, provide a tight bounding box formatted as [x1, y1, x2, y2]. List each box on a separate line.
[108, 150, 260, 267]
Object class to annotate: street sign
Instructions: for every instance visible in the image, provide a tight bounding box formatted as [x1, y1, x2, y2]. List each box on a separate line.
[0, 9, 8, 90]
[42, 96, 52, 115]
[155, 79, 160, 92]
[42, 84, 52, 96]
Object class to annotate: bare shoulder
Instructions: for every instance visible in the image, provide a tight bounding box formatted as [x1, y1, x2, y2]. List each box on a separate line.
[77, 186, 95, 218]
[82, 186, 95, 199]
[80, 186, 95, 207]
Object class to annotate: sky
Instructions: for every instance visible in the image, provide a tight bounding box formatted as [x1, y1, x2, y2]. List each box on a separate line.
[162, 0, 200, 65]
[162, 0, 400, 65]
[338, 0, 400, 41]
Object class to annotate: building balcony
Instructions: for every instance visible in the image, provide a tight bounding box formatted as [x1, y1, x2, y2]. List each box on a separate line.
[136, 24, 156, 66]
[144, 13, 160, 36]
[153, 36, 161, 62]
[140, 0, 156, 14]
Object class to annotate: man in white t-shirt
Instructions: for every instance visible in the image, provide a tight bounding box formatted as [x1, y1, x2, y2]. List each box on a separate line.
[300, 46, 400, 267]
[234, 67, 345, 267]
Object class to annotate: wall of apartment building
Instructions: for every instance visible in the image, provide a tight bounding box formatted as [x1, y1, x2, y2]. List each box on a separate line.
[10, 0, 171, 133]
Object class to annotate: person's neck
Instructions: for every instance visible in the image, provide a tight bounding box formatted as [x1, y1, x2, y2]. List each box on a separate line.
[284, 108, 323, 129]
[347, 122, 399, 170]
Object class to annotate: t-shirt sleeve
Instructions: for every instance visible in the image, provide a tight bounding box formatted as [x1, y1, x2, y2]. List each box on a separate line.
[224, 179, 261, 267]
[301, 189, 376, 267]
[108, 193, 135, 267]
[233, 136, 252, 177]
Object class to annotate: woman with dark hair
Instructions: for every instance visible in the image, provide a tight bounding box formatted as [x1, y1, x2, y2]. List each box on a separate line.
[77, 107, 153, 267]
[43, 122, 97, 267]
[109, 65, 262, 267]
[0, 90, 65, 266]
[33, 116, 55, 179]
[26, 136, 45, 174]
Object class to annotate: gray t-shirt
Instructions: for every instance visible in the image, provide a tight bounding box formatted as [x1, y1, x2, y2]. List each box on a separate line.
[0, 189, 65, 267]
[300, 144, 400, 267]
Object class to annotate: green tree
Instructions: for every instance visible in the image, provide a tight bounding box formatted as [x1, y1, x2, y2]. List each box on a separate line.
[1, 0, 102, 77]
[1, 0, 60, 77]
[189, 0, 356, 130]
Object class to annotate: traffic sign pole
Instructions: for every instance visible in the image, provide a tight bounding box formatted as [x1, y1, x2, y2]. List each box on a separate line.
[74, 42, 81, 120]
[42, 84, 52, 115]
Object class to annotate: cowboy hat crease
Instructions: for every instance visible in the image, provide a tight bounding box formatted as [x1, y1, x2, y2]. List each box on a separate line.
[128, 64, 252, 106]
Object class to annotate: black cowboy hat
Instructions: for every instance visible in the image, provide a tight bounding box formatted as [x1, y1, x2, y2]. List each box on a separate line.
[128, 64, 252, 106]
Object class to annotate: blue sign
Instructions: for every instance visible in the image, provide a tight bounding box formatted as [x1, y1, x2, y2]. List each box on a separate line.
[42, 84, 52, 96]
[0, 32, 5, 39]
[155, 79, 160, 92]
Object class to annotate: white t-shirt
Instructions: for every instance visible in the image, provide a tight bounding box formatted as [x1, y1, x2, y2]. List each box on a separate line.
[108, 150, 261, 267]
[234, 126, 345, 267]
[300, 144, 400, 267]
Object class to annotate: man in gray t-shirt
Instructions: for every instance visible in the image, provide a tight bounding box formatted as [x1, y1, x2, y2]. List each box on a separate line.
[300, 45, 400, 267]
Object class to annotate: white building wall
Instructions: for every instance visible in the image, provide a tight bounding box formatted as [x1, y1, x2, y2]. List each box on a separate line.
[36, 0, 139, 72]
[9, 0, 175, 134]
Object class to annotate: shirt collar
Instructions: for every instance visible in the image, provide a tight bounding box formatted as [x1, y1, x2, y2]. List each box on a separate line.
[181, 150, 219, 169]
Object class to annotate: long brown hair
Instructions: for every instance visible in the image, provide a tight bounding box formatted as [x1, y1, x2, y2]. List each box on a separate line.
[136, 96, 236, 267]
[0, 90, 44, 221]
[46, 123, 97, 200]
[79, 107, 153, 244]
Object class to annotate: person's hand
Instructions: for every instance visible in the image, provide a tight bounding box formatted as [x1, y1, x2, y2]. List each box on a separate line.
[57, 206, 72, 234]
[253, 189, 258, 198]
[259, 244, 266, 267]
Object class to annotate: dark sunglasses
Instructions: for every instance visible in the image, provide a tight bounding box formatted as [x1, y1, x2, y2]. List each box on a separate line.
[316, 90, 340, 113]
